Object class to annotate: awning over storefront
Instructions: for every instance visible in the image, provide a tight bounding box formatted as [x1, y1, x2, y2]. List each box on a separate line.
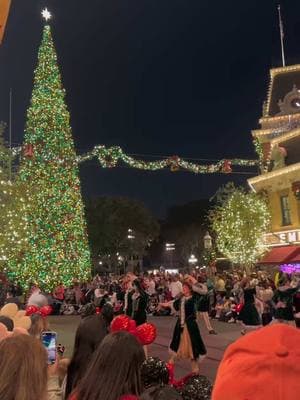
[259, 246, 300, 264]
[288, 252, 300, 263]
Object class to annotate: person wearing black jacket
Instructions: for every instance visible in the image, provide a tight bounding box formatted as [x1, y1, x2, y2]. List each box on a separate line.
[159, 277, 207, 374]
[131, 279, 148, 326]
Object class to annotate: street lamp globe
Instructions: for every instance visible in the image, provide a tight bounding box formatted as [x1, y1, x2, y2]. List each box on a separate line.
[188, 254, 198, 264]
[204, 231, 212, 250]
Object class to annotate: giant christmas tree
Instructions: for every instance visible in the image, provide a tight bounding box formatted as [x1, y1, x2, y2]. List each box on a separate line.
[9, 20, 91, 290]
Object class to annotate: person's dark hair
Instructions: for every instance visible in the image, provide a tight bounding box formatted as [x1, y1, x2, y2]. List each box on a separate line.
[141, 357, 169, 389]
[197, 276, 206, 284]
[76, 331, 145, 400]
[0, 316, 14, 332]
[278, 274, 290, 286]
[80, 303, 96, 319]
[133, 279, 147, 297]
[101, 303, 114, 323]
[141, 385, 182, 400]
[99, 294, 110, 308]
[65, 307, 114, 398]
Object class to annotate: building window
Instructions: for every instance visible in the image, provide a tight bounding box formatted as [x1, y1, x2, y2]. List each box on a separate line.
[280, 195, 291, 226]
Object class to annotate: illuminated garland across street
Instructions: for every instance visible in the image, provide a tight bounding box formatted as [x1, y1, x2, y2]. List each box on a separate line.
[19, 143, 258, 174]
[77, 145, 258, 174]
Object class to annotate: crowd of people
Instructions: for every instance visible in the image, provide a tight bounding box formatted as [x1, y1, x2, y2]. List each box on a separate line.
[2, 268, 300, 333]
[47, 269, 300, 332]
[1, 268, 300, 399]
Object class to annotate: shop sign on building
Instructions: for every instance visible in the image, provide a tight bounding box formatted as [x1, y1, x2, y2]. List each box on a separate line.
[264, 229, 300, 247]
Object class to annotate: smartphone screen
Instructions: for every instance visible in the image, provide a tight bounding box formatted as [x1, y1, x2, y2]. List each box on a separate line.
[41, 331, 57, 365]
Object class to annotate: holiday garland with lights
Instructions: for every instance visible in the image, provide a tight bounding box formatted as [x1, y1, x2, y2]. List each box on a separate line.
[13, 143, 258, 174]
[78, 146, 258, 174]
[8, 24, 91, 290]
[210, 187, 270, 268]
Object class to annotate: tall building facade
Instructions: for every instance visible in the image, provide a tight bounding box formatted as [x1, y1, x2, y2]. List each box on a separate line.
[248, 64, 300, 271]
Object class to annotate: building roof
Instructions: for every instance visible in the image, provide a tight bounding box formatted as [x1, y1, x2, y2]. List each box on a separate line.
[266, 65, 300, 117]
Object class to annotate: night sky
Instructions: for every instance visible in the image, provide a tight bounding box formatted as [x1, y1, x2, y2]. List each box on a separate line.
[1, 0, 300, 216]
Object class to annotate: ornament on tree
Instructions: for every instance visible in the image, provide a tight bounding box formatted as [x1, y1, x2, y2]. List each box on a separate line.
[222, 160, 232, 173]
[23, 144, 34, 158]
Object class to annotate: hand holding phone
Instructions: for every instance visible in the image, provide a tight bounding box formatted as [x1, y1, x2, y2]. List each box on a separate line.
[41, 331, 57, 365]
[57, 343, 65, 356]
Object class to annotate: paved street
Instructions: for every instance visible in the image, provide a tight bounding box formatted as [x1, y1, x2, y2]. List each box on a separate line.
[49, 315, 241, 382]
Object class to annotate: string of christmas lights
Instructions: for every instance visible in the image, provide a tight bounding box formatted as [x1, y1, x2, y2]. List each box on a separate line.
[18, 143, 258, 174]
[210, 189, 271, 266]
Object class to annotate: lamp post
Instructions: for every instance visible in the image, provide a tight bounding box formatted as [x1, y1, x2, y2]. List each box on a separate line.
[204, 232, 212, 250]
[127, 228, 135, 272]
[188, 254, 198, 271]
[203, 231, 213, 277]
[165, 243, 175, 269]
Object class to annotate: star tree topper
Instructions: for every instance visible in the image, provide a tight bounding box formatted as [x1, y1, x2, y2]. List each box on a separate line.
[41, 8, 52, 22]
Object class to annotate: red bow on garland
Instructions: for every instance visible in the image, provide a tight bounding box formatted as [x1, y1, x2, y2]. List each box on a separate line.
[222, 159, 232, 173]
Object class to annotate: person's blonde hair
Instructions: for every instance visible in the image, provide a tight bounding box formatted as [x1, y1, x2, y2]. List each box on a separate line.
[0, 334, 48, 400]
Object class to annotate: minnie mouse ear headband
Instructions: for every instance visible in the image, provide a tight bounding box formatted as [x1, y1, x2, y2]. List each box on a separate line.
[0, 316, 14, 331]
[140, 356, 213, 398]
[179, 375, 212, 400]
[25, 304, 53, 318]
[141, 357, 169, 389]
[110, 315, 157, 346]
